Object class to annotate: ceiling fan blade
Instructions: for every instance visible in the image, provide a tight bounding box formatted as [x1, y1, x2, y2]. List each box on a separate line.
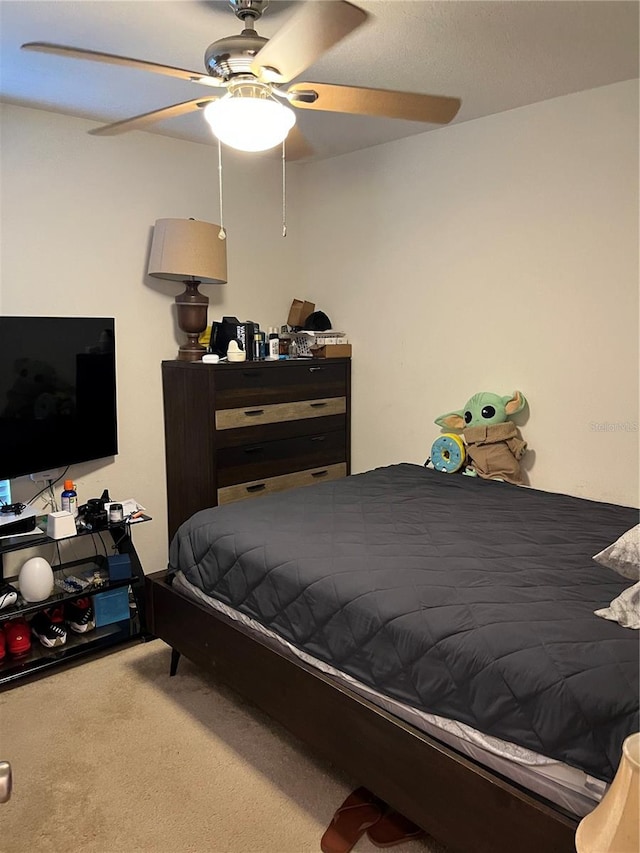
[288, 82, 461, 124]
[88, 98, 218, 136]
[250, 1, 368, 84]
[21, 42, 218, 86]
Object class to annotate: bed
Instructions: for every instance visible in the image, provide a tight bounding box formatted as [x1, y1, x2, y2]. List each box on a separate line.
[145, 463, 639, 853]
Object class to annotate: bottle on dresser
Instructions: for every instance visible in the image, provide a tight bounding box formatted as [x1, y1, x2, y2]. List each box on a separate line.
[253, 332, 267, 360]
[267, 328, 280, 360]
[279, 327, 291, 359]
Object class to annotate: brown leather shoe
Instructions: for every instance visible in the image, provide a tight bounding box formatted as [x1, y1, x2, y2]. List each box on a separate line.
[367, 808, 425, 848]
[321, 787, 385, 853]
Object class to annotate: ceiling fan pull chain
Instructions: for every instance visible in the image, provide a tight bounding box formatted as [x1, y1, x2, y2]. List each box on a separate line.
[217, 138, 226, 240]
[282, 140, 287, 238]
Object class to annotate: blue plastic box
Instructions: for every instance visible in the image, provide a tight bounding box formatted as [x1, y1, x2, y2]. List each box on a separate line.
[93, 587, 130, 627]
[107, 554, 132, 581]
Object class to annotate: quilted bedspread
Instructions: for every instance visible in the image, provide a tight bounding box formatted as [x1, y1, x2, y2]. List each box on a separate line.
[168, 463, 639, 782]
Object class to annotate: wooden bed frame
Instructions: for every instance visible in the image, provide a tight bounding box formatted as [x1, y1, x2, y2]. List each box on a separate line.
[146, 569, 578, 853]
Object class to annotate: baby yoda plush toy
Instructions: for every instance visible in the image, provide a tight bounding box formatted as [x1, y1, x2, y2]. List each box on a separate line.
[435, 391, 528, 485]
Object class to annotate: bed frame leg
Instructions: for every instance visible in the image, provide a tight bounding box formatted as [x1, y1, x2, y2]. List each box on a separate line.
[169, 647, 181, 676]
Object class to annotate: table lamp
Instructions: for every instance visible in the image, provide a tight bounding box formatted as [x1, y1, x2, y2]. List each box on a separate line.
[575, 732, 639, 853]
[148, 218, 227, 361]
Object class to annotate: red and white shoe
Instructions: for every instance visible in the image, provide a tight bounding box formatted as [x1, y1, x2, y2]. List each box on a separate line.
[65, 597, 96, 634]
[4, 618, 32, 656]
[31, 607, 67, 648]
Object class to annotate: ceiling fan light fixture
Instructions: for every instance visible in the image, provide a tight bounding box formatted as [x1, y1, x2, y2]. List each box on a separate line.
[203, 90, 295, 152]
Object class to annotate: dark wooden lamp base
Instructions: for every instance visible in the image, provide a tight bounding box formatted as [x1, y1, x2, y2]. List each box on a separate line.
[176, 280, 208, 362]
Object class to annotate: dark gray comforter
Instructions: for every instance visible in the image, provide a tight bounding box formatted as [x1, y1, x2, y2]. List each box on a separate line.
[168, 463, 639, 782]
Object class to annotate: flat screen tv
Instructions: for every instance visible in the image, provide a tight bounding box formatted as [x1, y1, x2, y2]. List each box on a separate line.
[0, 317, 118, 481]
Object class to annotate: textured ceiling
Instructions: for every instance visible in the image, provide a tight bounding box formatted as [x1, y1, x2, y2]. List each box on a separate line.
[0, 0, 638, 161]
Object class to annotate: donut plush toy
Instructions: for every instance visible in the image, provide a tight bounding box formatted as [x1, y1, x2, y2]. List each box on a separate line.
[429, 433, 467, 473]
[434, 391, 529, 485]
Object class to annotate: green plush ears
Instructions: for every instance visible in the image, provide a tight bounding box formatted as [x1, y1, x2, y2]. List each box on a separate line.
[435, 390, 527, 430]
[503, 390, 527, 416]
[435, 410, 466, 430]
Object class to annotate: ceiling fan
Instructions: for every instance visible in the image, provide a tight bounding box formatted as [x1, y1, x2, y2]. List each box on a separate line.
[21, 0, 461, 159]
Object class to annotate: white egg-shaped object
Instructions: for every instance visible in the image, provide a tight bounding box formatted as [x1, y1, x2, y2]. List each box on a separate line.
[18, 557, 54, 602]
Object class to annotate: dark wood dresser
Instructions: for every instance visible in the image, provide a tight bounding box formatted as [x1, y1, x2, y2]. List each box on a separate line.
[161, 358, 351, 542]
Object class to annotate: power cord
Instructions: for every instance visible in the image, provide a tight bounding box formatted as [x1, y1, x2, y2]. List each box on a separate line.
[38, 481, 58, 515]
[109, 527, 129, 552]
[0, 502, 26, 515]
[26, 467, 69, 508]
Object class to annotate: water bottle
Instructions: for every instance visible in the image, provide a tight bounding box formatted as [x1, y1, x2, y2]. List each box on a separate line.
[61, 480, 78, 517]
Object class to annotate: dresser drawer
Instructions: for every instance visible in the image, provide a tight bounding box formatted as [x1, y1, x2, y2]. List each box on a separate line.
[216, 429, 347, 487]
[216, 397, 346, 430]
[215, 413, 346, 449]
[215, 362, 347, 408]
[217, 463, 347, 505]
[162, 359, 351, 541]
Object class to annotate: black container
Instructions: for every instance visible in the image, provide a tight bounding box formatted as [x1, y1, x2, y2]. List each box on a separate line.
[208, 318, 258, 360]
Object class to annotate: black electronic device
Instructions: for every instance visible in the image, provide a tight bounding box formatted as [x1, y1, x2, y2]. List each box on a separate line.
[0, 317, 118, 481]
[77, 489, 111, 530]
[235, 322, 258, 361]
[208, 318, 258, 360]
[0, 514, 36, 536]
[208, 316, 240, 357]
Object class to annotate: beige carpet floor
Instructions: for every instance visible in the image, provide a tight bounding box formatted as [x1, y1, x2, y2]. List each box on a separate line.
[1, 640, 448, 853]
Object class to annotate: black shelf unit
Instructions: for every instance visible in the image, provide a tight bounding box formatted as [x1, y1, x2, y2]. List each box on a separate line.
[0, 520, 150, 689]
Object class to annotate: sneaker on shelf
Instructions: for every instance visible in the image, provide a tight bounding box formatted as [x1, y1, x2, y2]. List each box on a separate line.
[4, 618, 32, 656]
[31, 607, 67, 648]
[0, 625, 5, 661]
[65, 597, 96, 634]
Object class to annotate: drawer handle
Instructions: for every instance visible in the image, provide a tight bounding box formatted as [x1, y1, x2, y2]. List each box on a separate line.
[311, 470, 329, 478]
[246, 483, 266, 493]
[244, 409, 265, 417]
[309, 402, 328, 408]
[242, 371, 261, 378]
[309, 367, 325, 372]
[243, 446, 265, 454]
[310, 435, 326, 442]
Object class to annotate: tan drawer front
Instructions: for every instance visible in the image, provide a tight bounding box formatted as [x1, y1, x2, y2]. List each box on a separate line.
[216, 397, 346, 430]
[217, 463, 347, 505]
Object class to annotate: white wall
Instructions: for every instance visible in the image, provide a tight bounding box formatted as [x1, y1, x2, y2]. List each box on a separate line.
[297, 80, 639, 507]
[1, 80, 638, 581]
[0, 104, 299, 573]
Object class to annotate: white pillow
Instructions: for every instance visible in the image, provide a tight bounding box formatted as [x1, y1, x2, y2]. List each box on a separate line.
[595, 581, 640, 630]
[593, 524, 640, 581]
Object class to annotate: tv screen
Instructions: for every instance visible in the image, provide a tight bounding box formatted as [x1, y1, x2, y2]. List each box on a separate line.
[0, 317, 118, 480]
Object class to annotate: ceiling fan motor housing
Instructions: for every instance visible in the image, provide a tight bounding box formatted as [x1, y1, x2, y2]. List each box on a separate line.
[228, 0, 269, 21]
[204, 31, 268, 81]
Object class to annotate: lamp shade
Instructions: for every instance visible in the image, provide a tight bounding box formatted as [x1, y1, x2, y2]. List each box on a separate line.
[147, 218, 227, 284]
[575, 732, 639, 853]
